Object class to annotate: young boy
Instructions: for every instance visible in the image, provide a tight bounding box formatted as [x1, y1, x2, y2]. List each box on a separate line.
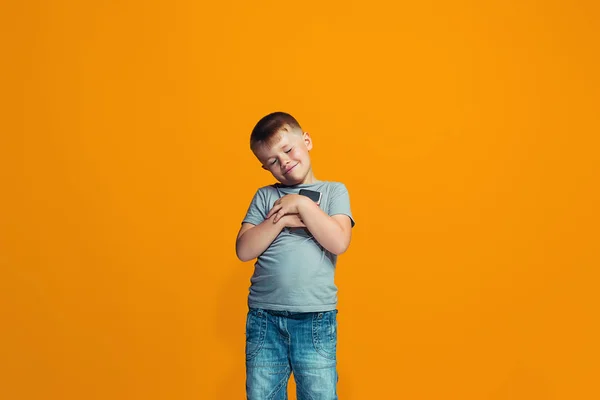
[236, 112, 355, 400]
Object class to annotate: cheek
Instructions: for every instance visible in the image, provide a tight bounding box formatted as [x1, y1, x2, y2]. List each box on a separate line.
[268, 166, 282, 176]
[291, 147, 305, 160]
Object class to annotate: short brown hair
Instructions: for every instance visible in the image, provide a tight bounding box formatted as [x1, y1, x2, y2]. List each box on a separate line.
[250, 112, 302, 149]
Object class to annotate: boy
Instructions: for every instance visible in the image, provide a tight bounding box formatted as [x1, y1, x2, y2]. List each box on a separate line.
[236, 112, 355, 400]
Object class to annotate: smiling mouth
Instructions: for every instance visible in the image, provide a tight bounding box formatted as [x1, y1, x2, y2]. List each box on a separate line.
[284, 164, 298, 174]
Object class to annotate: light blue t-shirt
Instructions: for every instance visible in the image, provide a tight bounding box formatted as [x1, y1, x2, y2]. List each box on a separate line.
[242, 181, 355, 312]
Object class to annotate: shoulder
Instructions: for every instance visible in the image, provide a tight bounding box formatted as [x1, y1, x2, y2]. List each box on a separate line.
[256, 184, 280, 196]
[321, 181, 349, 194]
[248, 184, 280, 204]
[251, 183, 279, 195]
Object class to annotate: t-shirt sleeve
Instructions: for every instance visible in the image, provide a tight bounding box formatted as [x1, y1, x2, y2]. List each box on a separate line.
[242, 188, 268, 226]
[328, 183, 355, 227]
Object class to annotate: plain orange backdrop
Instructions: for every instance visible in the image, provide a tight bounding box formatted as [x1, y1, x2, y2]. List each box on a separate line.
[1, 1, 599, 399]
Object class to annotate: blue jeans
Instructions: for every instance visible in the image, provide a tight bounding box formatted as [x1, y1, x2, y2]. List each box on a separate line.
[245, 308, 338, 400]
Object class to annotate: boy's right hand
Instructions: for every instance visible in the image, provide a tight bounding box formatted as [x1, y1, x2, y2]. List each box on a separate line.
[281, 213, 306, 228]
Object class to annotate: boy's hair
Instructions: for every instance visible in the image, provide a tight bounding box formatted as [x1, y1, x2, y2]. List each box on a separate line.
[250, 112, 302, 149]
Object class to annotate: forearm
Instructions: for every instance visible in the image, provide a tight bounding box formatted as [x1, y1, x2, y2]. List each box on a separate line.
[298, 200, 350, 255]
[236, 217, 285, 262]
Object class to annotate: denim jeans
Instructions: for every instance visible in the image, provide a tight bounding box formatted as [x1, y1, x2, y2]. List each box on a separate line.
[245, 308, 338, 400]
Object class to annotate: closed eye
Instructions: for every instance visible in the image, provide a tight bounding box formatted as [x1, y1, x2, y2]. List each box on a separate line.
[285, 147, 293, 153]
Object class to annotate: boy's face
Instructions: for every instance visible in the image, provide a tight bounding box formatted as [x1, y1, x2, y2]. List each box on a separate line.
[253, 128, 314, 186]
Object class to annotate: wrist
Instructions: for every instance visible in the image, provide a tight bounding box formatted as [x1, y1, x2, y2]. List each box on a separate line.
[297, 195, 315, 215]
[273, 215, 288, 229]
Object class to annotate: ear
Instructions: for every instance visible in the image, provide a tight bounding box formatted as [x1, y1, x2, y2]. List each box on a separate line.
[303, 132, 313, 151]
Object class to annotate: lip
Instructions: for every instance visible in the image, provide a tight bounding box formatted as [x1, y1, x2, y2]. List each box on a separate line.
[284, 163, 298, 175]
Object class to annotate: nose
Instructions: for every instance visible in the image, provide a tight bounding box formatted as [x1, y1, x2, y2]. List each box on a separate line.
[280, 155, 291, 169]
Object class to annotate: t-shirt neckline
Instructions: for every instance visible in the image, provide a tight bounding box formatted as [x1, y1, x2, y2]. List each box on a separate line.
[275, 180, 324, 189]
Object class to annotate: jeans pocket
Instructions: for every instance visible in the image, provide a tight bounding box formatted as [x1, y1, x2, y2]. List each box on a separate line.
[245, 309, 267, 361]
[312, 310, 337, 360]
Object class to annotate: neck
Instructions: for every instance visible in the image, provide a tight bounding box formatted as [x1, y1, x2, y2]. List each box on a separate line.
[300, 169, 317, 184]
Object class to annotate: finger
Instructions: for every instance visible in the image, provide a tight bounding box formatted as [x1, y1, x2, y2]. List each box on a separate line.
[277, 206, 290, 219]
[266, 205, 282, 219]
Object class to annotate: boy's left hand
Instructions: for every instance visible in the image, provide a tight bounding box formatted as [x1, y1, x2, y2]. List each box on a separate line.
[267, 194, 309, 223]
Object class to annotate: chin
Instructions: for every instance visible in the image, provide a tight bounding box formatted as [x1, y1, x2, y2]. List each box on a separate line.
[280, 176, 301, 186]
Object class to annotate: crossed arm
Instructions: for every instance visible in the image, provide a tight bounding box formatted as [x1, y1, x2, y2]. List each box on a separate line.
[235, 194, 352, 262]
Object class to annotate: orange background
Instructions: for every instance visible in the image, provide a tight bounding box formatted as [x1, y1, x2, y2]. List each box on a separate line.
[1, 1, 599, 399]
